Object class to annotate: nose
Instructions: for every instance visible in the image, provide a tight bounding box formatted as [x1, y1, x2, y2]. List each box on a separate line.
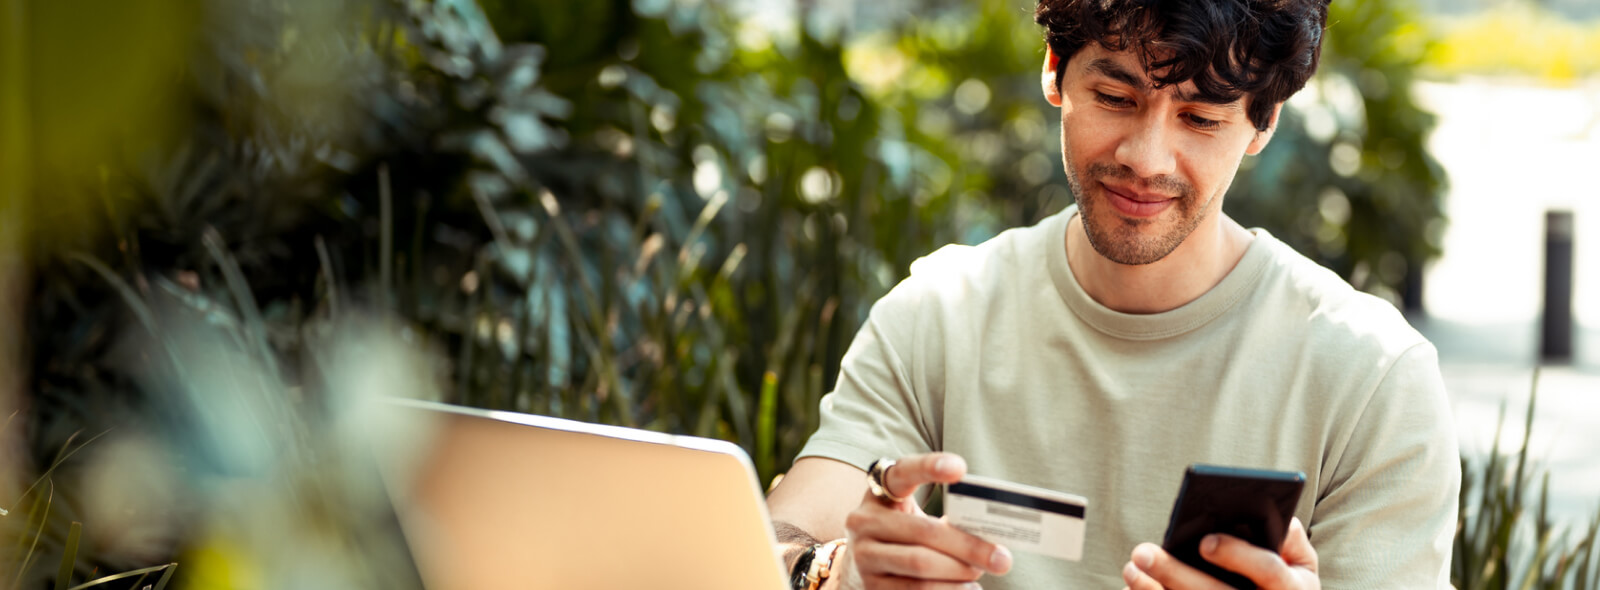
[1113, 115, 1177, 179]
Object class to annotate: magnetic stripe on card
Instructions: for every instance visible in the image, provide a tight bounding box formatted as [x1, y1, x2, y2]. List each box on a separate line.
[947, 482, 1086, 518]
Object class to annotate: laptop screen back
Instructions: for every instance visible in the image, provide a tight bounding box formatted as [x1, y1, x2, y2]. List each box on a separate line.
[382, 400, 790, 590]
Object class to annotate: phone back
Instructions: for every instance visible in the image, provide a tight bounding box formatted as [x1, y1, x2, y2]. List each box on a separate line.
[1161, 464, 1305, 590]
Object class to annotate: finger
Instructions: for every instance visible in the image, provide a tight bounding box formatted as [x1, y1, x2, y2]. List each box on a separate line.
[883, 453, 968, 501]
[1199, 533, 1296, 588]
[846, 507, 1013, 574]
[1278, 517, 1319, 573]
[1121, 560, 1163, 590]
[1128, 543, 1233, 590]
[850, 541, 984, 581]
[859, 574, 983, 590]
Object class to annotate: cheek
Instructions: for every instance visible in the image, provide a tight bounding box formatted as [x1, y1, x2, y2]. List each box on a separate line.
[1060, 109, 1116, 161]
[1175, 138, 1246, 191]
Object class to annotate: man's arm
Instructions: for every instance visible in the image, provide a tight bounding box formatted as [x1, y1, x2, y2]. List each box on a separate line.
[768, 457, 868, 574]
[768, 454, 1011, 590]
[1126, 342, 1457, 589]
[1293, 342, 1459, 588]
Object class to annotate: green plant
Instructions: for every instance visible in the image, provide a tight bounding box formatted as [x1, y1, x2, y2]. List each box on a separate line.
[5, 0, 1468, 585]
[1227, 0, 1448, 310]
[1453, 370, 1600, 590]
[1, 423, 179, 590]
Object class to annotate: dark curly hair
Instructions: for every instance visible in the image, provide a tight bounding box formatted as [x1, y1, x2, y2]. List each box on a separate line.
[1035, 0, 1330, 131]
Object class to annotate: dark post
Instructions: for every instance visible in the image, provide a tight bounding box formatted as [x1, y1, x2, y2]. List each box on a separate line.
[1541, 210, 1574, 361]
[1402, 260, 1424, 313]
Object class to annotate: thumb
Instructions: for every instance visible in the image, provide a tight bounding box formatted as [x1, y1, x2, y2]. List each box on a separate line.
[878, 453, 967, 510]
[1279, 517, 1318, 573]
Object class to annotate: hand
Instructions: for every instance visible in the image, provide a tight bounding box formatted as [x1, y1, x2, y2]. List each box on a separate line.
[1121, 517, 1319, 590]
[831, 453, 1014, 590]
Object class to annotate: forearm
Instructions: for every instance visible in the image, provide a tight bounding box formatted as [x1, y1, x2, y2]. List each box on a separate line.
[768, 457, 878, 589]
[769, 457, 869, 576]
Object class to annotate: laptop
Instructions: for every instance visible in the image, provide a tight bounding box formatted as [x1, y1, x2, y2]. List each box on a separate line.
[379, 398, 791, 590]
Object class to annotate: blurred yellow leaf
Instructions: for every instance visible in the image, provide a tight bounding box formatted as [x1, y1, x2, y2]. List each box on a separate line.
[178, 534, 263, 590]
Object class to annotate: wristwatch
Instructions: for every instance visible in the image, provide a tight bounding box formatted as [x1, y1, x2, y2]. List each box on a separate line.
[804, 540, 846, 590]
[789, 544, 820, 590]
[789, 540, 847, 590]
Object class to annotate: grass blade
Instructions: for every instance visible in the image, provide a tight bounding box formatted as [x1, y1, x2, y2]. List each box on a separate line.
[6, 429, 111, 516]
[66, 253, 152, 326]
[13, 480, 54, 590]
[755, 370, 778, 482]
[315, 234, 340, 318]
[201, 227, 279, 379]
[152, 562, 179, 590]
[54, 521, 81, 590]
[380, 162, 394, 301]
[65, 563, 176, 590]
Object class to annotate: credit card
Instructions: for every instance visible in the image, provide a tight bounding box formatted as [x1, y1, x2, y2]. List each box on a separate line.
[944, 474, 1087, 561]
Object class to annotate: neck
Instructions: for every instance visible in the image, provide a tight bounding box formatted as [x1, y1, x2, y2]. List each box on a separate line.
[1065, 211, 1254, 314]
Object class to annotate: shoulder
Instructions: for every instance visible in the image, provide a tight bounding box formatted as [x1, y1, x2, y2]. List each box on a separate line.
[1252, 234, 1428, 362]
[860, 215, 1062, 360]
[909, 218, 1050, 280]
[884, 216, 1057, 310]
[1246, 233, 1449, 425]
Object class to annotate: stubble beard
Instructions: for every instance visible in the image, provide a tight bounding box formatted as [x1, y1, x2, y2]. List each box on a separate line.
[1061, 136, 1214, 266]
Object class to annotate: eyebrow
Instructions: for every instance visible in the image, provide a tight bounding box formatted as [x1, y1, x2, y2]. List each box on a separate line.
[1084, 57, 1243, 113]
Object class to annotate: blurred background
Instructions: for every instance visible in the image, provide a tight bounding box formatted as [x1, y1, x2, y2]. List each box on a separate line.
[0, 0, 1595, 587]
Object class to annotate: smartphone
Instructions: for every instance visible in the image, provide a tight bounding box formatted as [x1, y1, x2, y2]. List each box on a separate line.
[1160, 464, 1306, 590]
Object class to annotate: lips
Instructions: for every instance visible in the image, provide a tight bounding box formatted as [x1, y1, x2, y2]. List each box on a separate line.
[1101, 182, 1175, 218]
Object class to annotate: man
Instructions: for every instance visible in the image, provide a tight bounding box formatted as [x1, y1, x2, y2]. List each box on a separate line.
[767, 0, 1459, 589]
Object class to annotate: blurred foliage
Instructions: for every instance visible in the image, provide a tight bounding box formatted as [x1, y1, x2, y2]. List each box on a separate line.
[5, 0, 1457, 584]
[1453, 373, 1600, 590]
[1226, 0, 1448, 309]
[13, 0, 197, 256]
[1426, 3, 1600, 82]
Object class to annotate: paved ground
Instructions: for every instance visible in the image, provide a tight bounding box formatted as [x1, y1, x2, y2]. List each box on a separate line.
[1414, 78, 1600, 523]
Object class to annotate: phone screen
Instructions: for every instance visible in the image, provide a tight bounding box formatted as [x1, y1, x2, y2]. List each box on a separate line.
[1160, 464, 1305, 590]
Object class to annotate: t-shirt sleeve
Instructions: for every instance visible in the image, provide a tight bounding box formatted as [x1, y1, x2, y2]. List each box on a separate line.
[795, 275, 943, 473]
[1311, 342, 1460, 589]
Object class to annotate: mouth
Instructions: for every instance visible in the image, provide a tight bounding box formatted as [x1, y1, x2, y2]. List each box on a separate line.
[1100, 182, 1175, 218]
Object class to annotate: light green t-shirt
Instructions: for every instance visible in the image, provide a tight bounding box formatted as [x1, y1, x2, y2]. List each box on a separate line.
[798, 206, 1458, 589]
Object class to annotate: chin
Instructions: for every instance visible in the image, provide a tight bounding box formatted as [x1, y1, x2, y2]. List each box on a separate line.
[1079, 198, 1196, 266]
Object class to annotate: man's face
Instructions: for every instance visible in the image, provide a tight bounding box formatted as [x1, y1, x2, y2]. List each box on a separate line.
[1044, 44, 1278, 265]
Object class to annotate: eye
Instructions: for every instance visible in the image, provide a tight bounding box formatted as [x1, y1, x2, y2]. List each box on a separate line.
[1094, 91, 1133, 108]
[1183, 112, 1221, 130]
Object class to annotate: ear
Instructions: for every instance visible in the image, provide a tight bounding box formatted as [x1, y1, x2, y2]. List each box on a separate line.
[1042, 46, 1063, 107]
[1245, 102, 1284, 155]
